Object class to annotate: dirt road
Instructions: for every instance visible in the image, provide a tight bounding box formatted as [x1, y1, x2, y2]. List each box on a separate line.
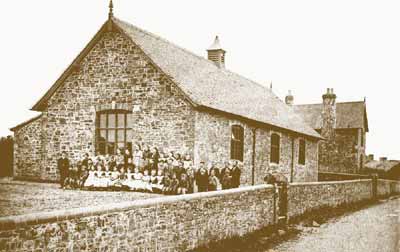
[271, 198, 400, 252]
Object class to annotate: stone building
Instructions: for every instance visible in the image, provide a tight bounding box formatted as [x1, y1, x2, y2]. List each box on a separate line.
[10, 3, 322, 185]
[289, 89, 368, 174]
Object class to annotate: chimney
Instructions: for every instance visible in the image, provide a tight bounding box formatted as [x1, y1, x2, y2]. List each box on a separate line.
[321, 88, 337, 141]
[367, 154, 374, 162]
[285, 90, 294, 105]
[379, 157, 387, 162]
[207, 36, 226, 68]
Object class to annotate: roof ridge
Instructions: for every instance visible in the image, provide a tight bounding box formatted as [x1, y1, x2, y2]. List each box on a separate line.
[295, 100, 365, 106]
[10, 114, 42, 131]
[113, 18, 220, 68]
[113, 17, 273, 95]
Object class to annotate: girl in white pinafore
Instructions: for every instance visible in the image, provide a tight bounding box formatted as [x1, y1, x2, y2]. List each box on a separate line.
[123, 168, 135, 190]
[133, 144, 143, 169]
[141, 169, 152, 192]
[131, 167, 144, 191]
[91, 165, 103, 188]
[83, 166, 96, 188]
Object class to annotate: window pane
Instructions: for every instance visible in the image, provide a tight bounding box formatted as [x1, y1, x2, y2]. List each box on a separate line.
[126, 130, 133, 142]
[99, 130, 107, 142]
[117, 114, 125, 128]
[108, 114, 116, 128]
[127, 114, 133, 128]
[108, 129, 115, 142]
[117, 130, 125, 142]
[100, 114, 107, 128]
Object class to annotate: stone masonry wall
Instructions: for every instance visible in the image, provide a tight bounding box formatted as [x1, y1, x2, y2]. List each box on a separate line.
[0, 185, 276, 252]
[1, 180, 399, 251]
[318, 129, 359, 174]
[13, 117, 43, 180]
[41, 31, 195, 181]
[288, 179, 373, 218]
[194, 111, 319, 186]
[377, 179, 400, 197]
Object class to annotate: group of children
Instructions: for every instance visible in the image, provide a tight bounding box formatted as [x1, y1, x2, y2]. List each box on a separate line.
[61, 144, 242, 195]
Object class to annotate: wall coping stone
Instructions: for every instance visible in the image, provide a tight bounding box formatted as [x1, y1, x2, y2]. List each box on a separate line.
[0, 184, 273, 230]
[290, 179, 372, 187]
[378, 179, 400, 183]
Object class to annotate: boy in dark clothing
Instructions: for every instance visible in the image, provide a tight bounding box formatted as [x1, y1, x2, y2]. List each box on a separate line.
[195, 162, 209, 192]
[221, 169, 232, 190]
[208, 169, 220, 191]
[58, 151, 70, 189]
[81, 153, 90, 168]
[79, 165, 89, 189]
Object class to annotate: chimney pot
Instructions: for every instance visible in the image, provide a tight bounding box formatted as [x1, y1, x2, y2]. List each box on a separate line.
[285, 90, 294, 105]
[379, 157, 387, 162]
[367, 154, 374, 161]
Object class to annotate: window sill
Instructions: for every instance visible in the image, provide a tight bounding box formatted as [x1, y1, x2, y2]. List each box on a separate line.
[269, 162, 279, 167]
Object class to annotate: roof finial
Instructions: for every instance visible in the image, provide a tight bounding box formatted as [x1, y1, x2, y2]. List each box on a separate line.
[109, 0, 114, 19]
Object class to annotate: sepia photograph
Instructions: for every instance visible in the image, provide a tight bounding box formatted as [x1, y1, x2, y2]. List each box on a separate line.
[0, 0, 399, 251]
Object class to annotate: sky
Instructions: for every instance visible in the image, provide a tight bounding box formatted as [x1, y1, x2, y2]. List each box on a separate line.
[0, 0, 399, 159]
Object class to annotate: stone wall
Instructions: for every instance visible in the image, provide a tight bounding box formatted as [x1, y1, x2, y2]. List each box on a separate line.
[13, 28, 320, 184]
[193, 111, 319, 186]
[318, 172, 370, 181]
[13, 117, 43, 180]
[0, 185, 275, 252]
[41, 30, 195, 181]
[1, 179, 399, 251]
[288, 179, 373, 218]
[377, 179, 400, 197]
[318, 129, 361, 174]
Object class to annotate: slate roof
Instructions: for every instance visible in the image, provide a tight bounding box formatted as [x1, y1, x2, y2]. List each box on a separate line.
[10, 114, 42, 132]
[364, 160, 400, 172]
[31, 17, 321, 139]
[293, 101, 368, 132]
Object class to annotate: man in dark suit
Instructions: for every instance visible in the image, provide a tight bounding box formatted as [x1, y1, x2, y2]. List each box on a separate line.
[58, 151, 70, 189]
[231, 161, 242, 188]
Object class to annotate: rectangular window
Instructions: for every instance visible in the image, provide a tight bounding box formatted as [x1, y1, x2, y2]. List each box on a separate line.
[298, 139, 306, 165]
[231, 125, 244, 161]
[270, 133, 280, 164]
[96, 110, 132, 155]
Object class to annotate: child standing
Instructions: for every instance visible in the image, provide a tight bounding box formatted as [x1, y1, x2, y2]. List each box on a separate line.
[208, 169, 220, 191]
[183, 154, 193, 170]
[169, 173, 180, 195]
[133, 144, 143, 169]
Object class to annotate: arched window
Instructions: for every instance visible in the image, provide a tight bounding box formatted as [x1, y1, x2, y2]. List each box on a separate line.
[270, 133, 280, 164]
[96, 110, 132, 155]
[298, 139, 306, 165]
[231, 125, 244, 161]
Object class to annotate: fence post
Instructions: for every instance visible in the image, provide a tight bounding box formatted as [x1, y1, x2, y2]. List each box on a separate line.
[371, 174, 378, 200]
